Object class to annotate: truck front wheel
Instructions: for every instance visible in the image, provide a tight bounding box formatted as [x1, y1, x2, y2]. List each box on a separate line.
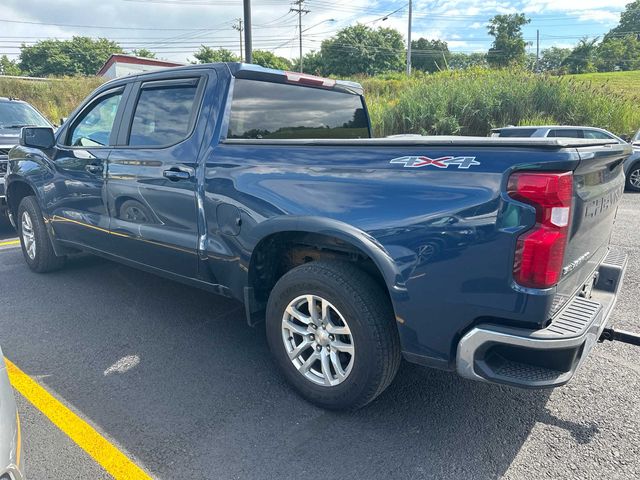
[266, 260, 401, 410]
[17, 196, 66, 273]
[627, 163, 640, 192]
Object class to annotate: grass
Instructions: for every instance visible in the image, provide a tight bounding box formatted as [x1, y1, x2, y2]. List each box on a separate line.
[566, 70, 640, 102]
[359, 68, 640, 138]
[1, 68, 638, 138]
[0, 76, 104, 124]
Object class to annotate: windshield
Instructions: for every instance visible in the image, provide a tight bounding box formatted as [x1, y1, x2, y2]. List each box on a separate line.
[633, 129, 640, 143]
[0, 101, 50, 129]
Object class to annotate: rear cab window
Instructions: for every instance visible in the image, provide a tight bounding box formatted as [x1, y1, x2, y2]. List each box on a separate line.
[496, 128, 537, 138]
[547, 129, 583, 138]
[227, 79, 369, 140]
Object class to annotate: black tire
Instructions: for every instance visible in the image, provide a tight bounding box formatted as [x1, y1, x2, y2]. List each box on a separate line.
[626, 163, 640, 192]
[266, 260, 401, 410]
[17, 196, 66, 273]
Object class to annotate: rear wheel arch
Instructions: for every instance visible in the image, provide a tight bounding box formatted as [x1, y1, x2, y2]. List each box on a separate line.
[247, 223, 404, 312]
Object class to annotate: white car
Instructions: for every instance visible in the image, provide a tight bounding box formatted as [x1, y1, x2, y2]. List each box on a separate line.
[491, 125, 640, 191]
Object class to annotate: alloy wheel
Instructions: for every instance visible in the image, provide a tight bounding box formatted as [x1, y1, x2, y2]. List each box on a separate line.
[21, 211, 36, 260]
[630, 168, 640, 189]
[281, 294, 355, 387]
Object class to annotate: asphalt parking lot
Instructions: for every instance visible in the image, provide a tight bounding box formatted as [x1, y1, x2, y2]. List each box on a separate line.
[0, 194, 639, 480]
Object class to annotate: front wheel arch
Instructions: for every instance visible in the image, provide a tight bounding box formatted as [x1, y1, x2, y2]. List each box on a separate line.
[6, 179, 37, 220]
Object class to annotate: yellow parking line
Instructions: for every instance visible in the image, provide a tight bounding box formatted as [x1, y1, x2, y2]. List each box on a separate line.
[5, 358, 153, 480]
[0, 239, 19, 247]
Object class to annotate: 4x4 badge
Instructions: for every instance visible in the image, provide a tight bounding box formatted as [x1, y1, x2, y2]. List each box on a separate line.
[390, 156, 480, 169]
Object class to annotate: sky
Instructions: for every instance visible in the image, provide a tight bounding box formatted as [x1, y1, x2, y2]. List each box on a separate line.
[0, 0, 631, 65]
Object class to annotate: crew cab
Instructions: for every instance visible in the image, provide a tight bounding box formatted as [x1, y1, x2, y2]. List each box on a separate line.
[5, 63, 631, 409]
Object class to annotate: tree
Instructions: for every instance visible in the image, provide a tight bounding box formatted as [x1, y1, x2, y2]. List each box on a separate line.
[487, 13, 531, 67]
[562, 37, 599, 74]
[411, 38, 450, 72]
[193, 46, 239, 64]
[538, 47, 572, 73]
[320, 24, 405, 76]
[131, 48, 156, 58]
[0, 55, 21, 76]
[605, 0, 640, 41]
[292, 51, 326, 75]
[448, 52, 487, 70]
[596, 35, 640, 71]
[19, 37, 123, 77]
[251, 50, 292, 70]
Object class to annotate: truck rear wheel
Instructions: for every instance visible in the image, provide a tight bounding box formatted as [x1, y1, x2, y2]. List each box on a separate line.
[17, 196, 66, 273]
[266, 260, 401, 410]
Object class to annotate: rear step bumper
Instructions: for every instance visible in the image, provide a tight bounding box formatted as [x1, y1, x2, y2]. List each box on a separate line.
[456, 247, 628, 389]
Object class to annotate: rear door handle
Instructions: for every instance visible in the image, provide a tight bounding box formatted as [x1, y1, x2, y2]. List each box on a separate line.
[163, 168, 192, 181]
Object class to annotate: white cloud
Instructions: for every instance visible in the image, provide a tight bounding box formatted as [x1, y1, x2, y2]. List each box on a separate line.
[0, 0, 629, 63]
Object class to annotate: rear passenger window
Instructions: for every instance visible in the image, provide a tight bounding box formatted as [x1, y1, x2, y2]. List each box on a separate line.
[128, 81, 199, 147]
[548, 129, 582, 138]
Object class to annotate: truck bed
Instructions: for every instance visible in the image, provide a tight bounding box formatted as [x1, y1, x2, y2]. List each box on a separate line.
[223, 136, 622, 149]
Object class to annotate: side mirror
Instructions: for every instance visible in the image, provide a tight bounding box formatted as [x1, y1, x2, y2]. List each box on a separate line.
[20, 127, 55, 149]
[60, 117, 68, 125]
[620, 134, 631, 143]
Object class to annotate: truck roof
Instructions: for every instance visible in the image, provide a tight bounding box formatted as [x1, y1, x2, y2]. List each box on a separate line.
[101, 62, 364, 95]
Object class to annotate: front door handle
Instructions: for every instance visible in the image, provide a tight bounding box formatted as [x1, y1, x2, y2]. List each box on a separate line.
[85, 163, 103, 174]
[163, 168, 192, 181]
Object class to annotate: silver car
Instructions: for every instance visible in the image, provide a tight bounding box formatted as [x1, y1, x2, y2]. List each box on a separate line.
[491, 125, 640, 191]
[0, 348, 23, 480]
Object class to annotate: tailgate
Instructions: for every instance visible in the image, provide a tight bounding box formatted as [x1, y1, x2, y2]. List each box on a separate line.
[555, 143, 628, 308]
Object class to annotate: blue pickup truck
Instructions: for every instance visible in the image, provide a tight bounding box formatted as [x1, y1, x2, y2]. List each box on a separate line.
[5, 63, 631, 409]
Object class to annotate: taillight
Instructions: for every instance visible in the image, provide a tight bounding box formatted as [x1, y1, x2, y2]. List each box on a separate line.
[507, 171, 573, 289]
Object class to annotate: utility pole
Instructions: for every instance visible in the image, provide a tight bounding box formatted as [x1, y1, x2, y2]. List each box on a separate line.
[233, 18, 244, 62]
[536, 29, 540, 69]
[406, 0, 412, 76]
[243, 0, 252, 63]
[290, 0, 310, 72]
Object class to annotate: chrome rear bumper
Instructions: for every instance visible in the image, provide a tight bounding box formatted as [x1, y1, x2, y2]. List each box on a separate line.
[456, 247, 627, 388]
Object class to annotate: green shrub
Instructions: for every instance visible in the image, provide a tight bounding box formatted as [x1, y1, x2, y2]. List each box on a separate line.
[360, 68, 640, 138]
[0, 76, 104, 124]
[2, 69, 638, 138]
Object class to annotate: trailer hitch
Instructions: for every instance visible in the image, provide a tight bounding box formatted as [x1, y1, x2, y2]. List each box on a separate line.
[599, 327, 640, 347]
